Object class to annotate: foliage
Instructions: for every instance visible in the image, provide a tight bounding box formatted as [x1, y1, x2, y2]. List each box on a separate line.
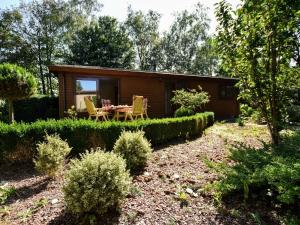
[0, 95, 58, 123]
[174, 107, 195, 118]
[0, 112, 214, 163]
[0, 183, 16, 205]
[0, 0, 101, 95]
[125, 7, 161, 71]
[171, 86, 209, 113]
[286, 105, 300, 123]
[68, 16, 135, 69]
[65, 105, 77, 120]
[34, 134, 71, 177]
[0, 63, 37, 123]
[113, 130, 152, 173]
[205, 130, 300, 205]
[160, 3, 214, 74]
[63, 150, 131, 216]
[215, 0, 300, 144]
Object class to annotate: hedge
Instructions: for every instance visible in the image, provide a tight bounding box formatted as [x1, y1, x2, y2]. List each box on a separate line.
[0, 112, 214, 163]
[0, 96, 59, 123]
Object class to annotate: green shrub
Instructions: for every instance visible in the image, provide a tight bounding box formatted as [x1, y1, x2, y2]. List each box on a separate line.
[171, 86, 210, 113]
[287, 104, 300, 123]
[174, 107, 195, 117]
[0, 96, 59, 123]
[113, 131, 152, 173]
[34, 134, 71, 177]
[205, 130, 300, 205]
[63, 150, 131, 216]
[0, 112, 214, 163]
[0, 183, 16, 205]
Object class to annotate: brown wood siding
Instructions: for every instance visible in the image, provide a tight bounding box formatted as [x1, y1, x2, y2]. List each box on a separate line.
[119, 77, 165, 117]
[53, 66, 239, 119]
[186, 80, 239, 118]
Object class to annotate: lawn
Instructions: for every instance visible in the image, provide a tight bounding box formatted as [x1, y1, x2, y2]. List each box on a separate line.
[1, 122, 294, 225]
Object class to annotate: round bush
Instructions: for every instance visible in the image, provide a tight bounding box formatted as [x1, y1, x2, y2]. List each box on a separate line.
[174, 107, 195, 117]
[113, 131, 152, 173]
[34, 134, 71, 177]
[63, 149, 131, 216]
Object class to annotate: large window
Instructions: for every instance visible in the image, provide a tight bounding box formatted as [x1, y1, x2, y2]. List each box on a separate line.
[75, 79, 98, 112]
[219, 85, 237, 99]
[75, 78, 119, 112]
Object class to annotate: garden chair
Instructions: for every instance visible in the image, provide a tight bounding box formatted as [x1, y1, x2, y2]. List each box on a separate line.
[125, 95, 144, 121]
[143, 98, 149, 118]
[101, 99, 111, 109]
[84, 96, 109, 121]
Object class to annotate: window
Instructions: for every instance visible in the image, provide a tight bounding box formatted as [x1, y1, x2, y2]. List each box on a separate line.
[219, 85, 237, 99]
[75, 79, 98, 112]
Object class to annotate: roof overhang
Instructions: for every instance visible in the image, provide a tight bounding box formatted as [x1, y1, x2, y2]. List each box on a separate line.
[49, 64, 238, 83]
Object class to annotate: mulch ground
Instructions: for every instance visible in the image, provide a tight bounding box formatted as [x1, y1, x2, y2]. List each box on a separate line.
[1, 122, 282, 225]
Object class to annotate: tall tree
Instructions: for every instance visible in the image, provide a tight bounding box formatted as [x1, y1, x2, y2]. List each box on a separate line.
[215, 0, 300, 145]
[68, 16, 135, 68]
[0, 0, 101, 95]
[160, 3, 210, 74]
[0, 9, 35, 70]
[125, 7, 161, 71]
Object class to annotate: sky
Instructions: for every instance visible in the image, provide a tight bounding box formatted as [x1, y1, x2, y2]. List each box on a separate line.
[0, 0, 241, 33]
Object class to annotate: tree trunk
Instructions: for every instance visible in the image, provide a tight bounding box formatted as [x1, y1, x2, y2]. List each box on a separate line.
[8, 99, 14, 124]
[38, 40, 46, 94]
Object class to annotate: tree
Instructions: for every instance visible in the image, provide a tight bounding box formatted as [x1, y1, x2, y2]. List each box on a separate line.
[68, 16, 135, 68]
[215, 0, 300, 145]
[0, 9, 35, 70]
[160, 3, 211, 74]
[125, 7, 161, 71]
[0, 64, 37, 123]
[1, 0, 101, 96]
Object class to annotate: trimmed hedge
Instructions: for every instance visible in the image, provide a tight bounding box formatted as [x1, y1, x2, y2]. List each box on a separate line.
[0, 96, 59, 123]
[0, 112, 214, 162]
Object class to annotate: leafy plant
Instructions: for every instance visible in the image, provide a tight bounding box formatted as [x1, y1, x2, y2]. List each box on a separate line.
[171, 86, 209, 114]
[0, 184, 16, 205]
[34, 134, 71, 177]
[0, 63, 37, 123]
[113, 130, 152, 173]
[65, 105, 77, 120]
[205, 130, 300, 205]
[174, 107, 195, 118]
[63, 149, 131, 216]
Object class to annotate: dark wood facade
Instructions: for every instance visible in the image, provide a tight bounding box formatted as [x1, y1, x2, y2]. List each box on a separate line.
[49, 65, 239, 119]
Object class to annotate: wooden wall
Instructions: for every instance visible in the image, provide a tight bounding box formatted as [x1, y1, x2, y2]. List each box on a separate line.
[58, 73, 239, 118]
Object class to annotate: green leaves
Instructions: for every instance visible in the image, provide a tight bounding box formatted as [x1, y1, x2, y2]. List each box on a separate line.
[0, 63, 37, 100]
[215, 0, 300, 144]
[68, 16, 135, 69]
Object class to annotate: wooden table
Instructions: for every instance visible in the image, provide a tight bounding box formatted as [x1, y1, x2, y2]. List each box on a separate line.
[103, 105, 132, 121]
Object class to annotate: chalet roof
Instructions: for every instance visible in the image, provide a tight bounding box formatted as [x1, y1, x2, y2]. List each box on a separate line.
[48, 64, 238, 82]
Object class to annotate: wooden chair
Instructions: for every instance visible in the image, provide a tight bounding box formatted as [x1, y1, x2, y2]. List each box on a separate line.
[143, 98, 149, 118]
[125, 96, 144, 121]
[84, 96, 109, 121]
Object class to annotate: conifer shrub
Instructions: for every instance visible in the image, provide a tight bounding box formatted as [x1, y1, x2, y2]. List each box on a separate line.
[63, 150, 131, 216]
[113, 131, 152, 173]
[34, 134, 71, 177]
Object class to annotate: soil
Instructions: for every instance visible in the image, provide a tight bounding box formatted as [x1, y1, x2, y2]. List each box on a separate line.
[1, 123, 283, 225]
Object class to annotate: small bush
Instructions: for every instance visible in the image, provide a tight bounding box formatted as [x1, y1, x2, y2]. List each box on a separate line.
[174, 107, 195, 117]
[113, 131, 152, 172]
[34, 134, 71, 177]
[0, 183, 16, 205]
[171, 86, 210, 113]
[287, 104, 300, 123]
[63, 150, 131, 216]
